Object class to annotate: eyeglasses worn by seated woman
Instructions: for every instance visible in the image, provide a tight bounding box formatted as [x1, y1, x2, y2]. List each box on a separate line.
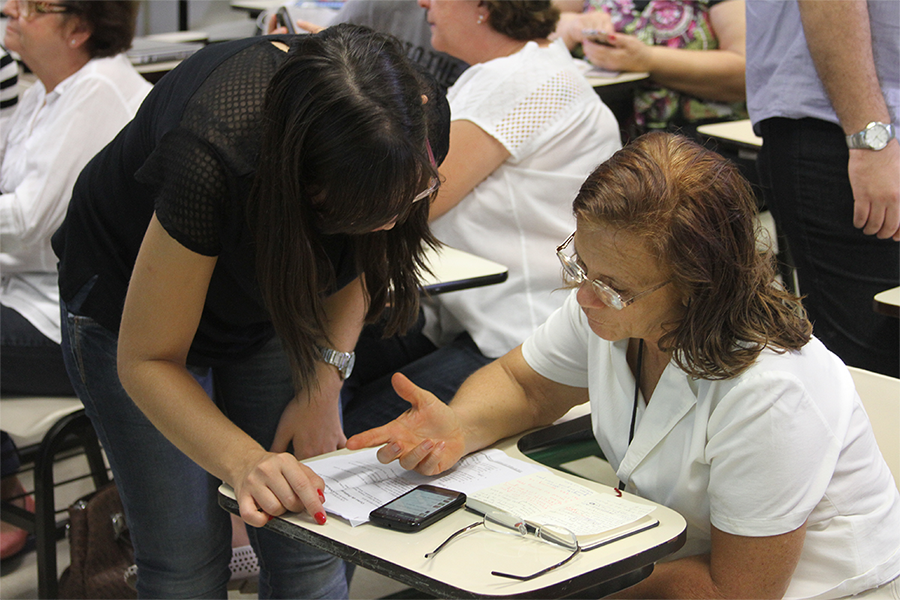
[425, 510, 581, 582]
[13, 0, 80, 20]
[556, 232, 670, 310]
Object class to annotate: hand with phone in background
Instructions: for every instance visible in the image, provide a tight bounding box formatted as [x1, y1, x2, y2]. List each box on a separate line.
[369, 485, 466, 532]
[267, 5, 328, 36]
[582, 28, 613, 47]
[276, 7, 298, 34]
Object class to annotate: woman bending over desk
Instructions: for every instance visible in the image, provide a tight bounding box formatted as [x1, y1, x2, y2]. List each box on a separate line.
[52, 25, 449, 598]
[349, 133, 900, 599]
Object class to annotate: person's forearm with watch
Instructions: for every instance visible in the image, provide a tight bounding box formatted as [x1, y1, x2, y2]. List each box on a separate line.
[270, 277, 366, 461]
[799, 0, 900, 241]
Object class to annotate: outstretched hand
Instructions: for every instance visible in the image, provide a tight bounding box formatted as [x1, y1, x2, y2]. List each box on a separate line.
[346, 373, 467, 476]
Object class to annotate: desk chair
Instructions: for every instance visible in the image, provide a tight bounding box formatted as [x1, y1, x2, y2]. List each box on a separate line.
[1, 396, 110, 599]
[848, 367, 900, 488]
[517, 414, 620, 488]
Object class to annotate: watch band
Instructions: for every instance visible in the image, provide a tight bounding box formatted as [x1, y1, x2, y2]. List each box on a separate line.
[846, 122, 895, 150]
[316, 345, 355, 380]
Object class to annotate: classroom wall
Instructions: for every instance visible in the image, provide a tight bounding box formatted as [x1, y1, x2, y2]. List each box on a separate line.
[136, 0, 255, 37]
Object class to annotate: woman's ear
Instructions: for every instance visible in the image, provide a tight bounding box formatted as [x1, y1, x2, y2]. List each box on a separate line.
[63, 17, 93, 51]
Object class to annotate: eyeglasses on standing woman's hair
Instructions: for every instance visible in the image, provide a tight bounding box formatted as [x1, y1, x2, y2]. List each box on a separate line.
[11, 0, 80, 20]
[425, 510, 580, 582]
[556, 232, 670, 310]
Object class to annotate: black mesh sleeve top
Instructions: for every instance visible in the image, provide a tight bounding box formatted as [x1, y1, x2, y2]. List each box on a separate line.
[53, 37, 357, 366]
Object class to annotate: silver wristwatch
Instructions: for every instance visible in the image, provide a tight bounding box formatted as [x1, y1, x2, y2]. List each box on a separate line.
[316, 345, 355, 380]
[846, 122, 896, 151]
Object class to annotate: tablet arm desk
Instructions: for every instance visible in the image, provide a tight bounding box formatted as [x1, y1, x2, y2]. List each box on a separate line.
[218, 422, 686, 599]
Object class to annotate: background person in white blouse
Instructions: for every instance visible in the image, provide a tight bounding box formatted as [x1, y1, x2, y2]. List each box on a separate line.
[341, 0, 622, 436]
[0, 0, 149, 560]
[0, 0, 150, 395]
[349, 133, 900, 600]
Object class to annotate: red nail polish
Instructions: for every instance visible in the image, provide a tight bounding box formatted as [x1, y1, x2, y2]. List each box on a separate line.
[318, 489, 325, 502]
[315, 512, 327, 525]
[267, 513, 274, 522]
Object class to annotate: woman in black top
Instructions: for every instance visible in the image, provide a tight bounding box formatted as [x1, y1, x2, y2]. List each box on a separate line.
[52, 25, 448, 598]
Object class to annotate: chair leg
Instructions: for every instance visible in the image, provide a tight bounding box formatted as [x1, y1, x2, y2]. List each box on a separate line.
[33, 410, 105, 599]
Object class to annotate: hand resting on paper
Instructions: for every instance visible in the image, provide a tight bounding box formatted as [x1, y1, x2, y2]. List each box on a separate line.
[234, 449, 329, 528]
[345, 373, 467, 476]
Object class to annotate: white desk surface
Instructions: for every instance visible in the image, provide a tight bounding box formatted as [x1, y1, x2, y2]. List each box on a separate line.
[231, 0, 283, 13]
[420, 245, 508, 295]
[696, 119, 761, 149]
[219, 427, 686, 598]
[585, 70, 649, 88]
[874, 286, 900, 317]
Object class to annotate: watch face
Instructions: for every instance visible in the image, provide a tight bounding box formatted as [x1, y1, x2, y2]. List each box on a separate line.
[865, 124, 890, 150]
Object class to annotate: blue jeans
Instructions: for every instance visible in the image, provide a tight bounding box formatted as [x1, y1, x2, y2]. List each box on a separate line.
[757, 118, 899, 377]
[341, 311, 493, 437]
[60, 305, 348, 599]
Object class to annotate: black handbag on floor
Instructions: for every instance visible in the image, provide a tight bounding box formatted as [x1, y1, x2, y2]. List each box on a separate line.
[58, 482, 136, 599]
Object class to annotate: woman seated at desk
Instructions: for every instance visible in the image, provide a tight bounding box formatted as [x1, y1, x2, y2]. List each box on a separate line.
[348, 133, 900, 599]
[553, 0, 747, 138]
[341, 0, 621, 436]
[0, 0, 149, 560]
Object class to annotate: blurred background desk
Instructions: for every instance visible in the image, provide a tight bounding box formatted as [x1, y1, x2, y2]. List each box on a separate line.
[585, 70, 649, 143]
[420, 246, 508, 295]
[697, 119, 761, 156]
[874, 287, 900, 318]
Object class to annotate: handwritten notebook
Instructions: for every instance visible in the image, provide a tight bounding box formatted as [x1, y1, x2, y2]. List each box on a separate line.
[465, 471, 659, 549]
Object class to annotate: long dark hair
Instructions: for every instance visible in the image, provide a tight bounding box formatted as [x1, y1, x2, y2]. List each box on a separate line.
[248, 25, 444, 390]
[573, 133, 811, 379]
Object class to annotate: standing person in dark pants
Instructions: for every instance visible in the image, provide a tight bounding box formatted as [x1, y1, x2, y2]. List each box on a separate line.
[52, 25, 449, 599]
[746, 0, 899, 377]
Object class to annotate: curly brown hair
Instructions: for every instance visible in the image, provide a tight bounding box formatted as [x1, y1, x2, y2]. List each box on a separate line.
[64, 1, 139, 58]
[572, 132, 812, 380]
[482, 0, 559, 41]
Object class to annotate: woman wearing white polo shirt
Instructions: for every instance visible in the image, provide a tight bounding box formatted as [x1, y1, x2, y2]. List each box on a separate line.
[349, 133, 900, 599]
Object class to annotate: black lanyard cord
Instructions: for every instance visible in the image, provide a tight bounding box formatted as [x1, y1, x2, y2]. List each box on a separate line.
[618, 338, 644, 492]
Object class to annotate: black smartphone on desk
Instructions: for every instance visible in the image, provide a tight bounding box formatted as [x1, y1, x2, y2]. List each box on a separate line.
[369, 485, 466, 532]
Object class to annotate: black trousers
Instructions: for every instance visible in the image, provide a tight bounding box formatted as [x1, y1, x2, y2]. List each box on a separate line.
[757, 117, 900, 377]
[1, 304, 74, 396]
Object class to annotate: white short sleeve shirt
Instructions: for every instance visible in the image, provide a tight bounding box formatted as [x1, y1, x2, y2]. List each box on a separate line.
[424, 40, 621, 358]
[522, 291, 900, 599]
